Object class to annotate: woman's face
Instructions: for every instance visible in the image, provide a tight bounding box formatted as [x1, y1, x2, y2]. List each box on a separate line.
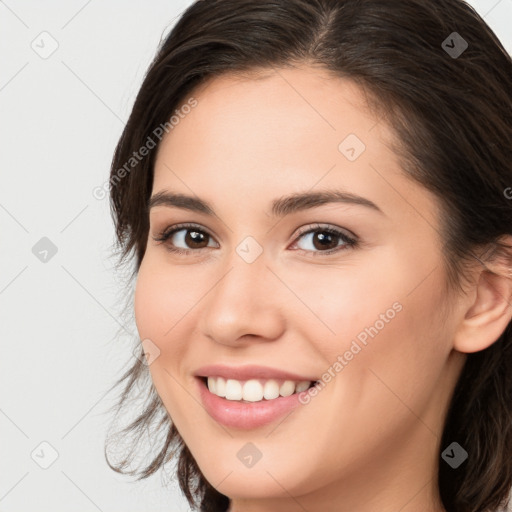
[135, 66, 466, 510]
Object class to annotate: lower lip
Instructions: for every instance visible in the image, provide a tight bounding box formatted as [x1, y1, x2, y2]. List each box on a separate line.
[196, 377, 306, 429]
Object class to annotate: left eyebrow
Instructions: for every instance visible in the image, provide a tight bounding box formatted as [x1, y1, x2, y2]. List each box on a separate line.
[270, 190, 385, 217]
[148, 189, 385, 217]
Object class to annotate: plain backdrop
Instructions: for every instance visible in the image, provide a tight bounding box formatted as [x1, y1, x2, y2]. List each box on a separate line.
[1, 1, 511, 511]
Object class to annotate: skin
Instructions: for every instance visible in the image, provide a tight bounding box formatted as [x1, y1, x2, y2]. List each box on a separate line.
[133, 64, 512, 512]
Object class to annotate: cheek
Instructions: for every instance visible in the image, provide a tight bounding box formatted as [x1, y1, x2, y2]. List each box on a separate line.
[133, 258, 202, 428]
[282, 253, 408, 362]
[133, 257, 194, 408]
[134, 267, 165, 342]
[290, 261, 451, 474]
[291, 246, 450, 404]
[134, 255, 195, 344]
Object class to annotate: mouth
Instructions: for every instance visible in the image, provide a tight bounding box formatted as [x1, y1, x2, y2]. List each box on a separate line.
[195, 375, 320, 429]
[192, 364, 321, 428]
[198, 376, 319, 403]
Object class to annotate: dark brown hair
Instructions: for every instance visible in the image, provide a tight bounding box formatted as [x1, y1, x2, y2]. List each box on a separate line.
[105, 1, 512, 511]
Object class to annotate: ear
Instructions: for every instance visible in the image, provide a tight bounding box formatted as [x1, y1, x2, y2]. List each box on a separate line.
[453, 248, 512, 354]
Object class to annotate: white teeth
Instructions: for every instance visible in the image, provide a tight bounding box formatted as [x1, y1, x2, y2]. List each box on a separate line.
[205, 377, 313, 402]
[225, 379, 243, 400]
[263, 379, 280, 400]
[216, 377, 226, 397]
[243, 379, 264, 402]
[279, 380, 295, 397]
[207, 377, 217, 395]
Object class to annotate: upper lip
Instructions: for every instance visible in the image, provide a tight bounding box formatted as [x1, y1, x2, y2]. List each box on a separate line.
[194, 364, 318, 382]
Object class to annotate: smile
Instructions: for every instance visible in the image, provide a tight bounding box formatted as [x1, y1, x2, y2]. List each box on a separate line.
[204, 376, 316, 402]
[193, 364, 321, 429]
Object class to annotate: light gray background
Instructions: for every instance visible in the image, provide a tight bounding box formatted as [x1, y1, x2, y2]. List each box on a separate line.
[1, 1, 511, 511]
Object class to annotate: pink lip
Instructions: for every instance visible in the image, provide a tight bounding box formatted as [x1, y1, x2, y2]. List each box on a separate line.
[193, 364, 318, 382]
[196, 377, 309, 429]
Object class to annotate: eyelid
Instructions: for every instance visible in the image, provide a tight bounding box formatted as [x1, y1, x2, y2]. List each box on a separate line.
[288, 223, 358, 255]
[152, 221, 358, 256]
[292, 222, 356, 241]
[152, 222, 219, 247]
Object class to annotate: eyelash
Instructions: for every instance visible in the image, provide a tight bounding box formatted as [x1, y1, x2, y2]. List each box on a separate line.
[153, 222, 358, 257]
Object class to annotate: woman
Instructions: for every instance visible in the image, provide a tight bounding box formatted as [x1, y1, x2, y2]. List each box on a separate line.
[104, 0, 512, 511]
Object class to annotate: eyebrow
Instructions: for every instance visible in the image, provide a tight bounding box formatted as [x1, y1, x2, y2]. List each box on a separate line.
[148, 189, 384, 217]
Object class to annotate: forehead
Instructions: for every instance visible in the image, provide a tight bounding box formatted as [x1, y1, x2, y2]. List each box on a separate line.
[152, 65, 440, 230]
[174, 66, 377, 148]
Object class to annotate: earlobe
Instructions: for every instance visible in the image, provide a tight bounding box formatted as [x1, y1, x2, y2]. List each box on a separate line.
[453, 268, 512, 354]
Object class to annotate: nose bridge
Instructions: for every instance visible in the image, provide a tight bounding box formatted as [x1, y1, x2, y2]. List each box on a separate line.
[213, 232, 270, 304]
[199, 243, 284, 345]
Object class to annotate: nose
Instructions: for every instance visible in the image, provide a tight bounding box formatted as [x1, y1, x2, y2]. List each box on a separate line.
[198, 251, 286, 347]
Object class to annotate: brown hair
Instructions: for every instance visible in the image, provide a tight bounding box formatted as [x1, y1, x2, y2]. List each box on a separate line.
[105, 1, 512, 511]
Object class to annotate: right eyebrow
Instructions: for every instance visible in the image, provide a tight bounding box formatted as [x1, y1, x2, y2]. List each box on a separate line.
[149, 191, 214, 215]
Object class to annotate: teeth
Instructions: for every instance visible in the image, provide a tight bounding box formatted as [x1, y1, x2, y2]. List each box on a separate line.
[243, 379, 264, 402]
[295, 381, 311, 393]
[263, 379, 280, 400]
[225, 379, 243, 400]
[279, 380, 295, 397]
[207, 377, 217, 395]
[205, 377, 313, 402]
[216, 377, 226, 397]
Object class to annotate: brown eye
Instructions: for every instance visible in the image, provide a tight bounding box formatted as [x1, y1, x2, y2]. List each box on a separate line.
[311, 231, 340, 251]
[291, 225, 358, 256]
[180, 229, 210, 249]
[153, 223, 218, 255]
[153, 222, 358, 257]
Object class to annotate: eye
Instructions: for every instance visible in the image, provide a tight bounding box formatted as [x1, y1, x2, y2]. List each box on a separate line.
[290, 223, 358, 256]
[153, 223, 218, 255]
[152, 222, 358, 256]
